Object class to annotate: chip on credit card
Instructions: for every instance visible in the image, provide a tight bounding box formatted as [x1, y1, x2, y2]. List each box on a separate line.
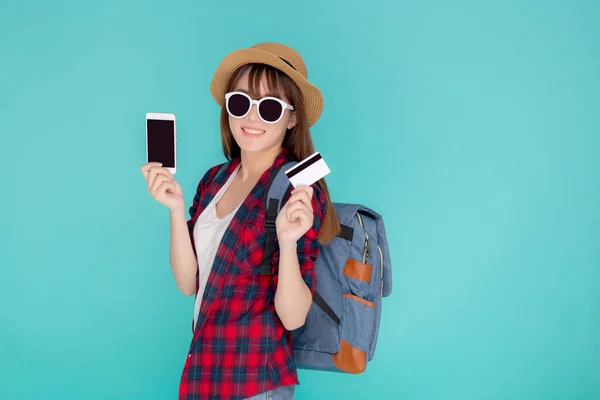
[285, 152, 331, 188]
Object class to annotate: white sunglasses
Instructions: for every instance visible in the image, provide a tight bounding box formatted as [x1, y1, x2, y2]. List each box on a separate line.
[225, 91, 294, 124]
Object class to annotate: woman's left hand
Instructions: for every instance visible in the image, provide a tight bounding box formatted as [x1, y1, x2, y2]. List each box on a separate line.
[276, 186, 315, 246]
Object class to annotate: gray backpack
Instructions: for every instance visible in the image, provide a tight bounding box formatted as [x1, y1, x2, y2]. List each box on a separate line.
[261, 161, 393, 374]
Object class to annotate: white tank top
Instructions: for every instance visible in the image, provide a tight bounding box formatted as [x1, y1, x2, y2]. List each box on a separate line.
[192, 164, 241, 328]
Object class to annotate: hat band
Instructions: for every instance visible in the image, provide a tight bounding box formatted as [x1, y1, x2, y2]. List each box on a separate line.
[278, 57, 297, 72]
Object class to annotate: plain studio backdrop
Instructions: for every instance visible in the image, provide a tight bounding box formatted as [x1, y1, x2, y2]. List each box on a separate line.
[1, 1, 598, 399]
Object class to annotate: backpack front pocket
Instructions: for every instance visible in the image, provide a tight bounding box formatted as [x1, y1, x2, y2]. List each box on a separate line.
[343, 258, 373, 300]
[332, 293, 376, 374]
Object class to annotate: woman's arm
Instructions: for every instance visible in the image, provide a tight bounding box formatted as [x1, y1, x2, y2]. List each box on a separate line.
[169, 207, 198, 296]
[141, 162, 198, 296]
[142, 162, 223, 297]
[172, 164, 222, 296]
[274, 241, 313, 330]
[274, 185, 326, 330]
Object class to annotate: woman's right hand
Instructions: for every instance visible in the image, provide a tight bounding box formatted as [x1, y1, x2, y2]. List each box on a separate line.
[140, 162, 184, 211]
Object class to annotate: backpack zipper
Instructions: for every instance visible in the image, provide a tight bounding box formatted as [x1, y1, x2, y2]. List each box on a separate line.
[377, 244, 384, 297]
[356, 213, 370, 264]
[358, 212, 385, 298]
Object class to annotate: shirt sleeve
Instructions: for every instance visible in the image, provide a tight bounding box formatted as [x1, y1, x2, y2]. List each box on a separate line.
[271, 183, 328, 295]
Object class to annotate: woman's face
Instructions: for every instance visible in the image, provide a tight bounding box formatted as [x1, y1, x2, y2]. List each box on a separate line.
[228, 69, 297, 154]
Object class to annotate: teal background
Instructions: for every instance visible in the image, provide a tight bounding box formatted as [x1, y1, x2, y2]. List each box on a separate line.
[1, 0, 599, 399]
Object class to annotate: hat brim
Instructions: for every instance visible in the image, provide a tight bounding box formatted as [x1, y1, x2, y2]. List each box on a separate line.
[210, 48, 323, 127]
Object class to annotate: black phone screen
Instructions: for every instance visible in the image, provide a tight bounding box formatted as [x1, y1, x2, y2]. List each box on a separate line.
[147, 119, 175, 167]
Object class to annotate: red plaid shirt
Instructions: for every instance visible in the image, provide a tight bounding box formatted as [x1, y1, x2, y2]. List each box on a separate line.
[179, 149, 327, 400]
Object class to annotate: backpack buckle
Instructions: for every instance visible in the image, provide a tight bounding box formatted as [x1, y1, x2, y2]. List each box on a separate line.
[264, 216, 277, 232]
[264, 198, 279, 233]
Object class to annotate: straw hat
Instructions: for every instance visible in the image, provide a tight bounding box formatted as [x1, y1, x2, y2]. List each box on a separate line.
[210, 42, 324, 127]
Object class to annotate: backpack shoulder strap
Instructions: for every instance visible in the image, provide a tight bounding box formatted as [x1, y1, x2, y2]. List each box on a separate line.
[214, 162, 230, 182]
[264, 160, 297, 212]
[260, 160, 297, 275]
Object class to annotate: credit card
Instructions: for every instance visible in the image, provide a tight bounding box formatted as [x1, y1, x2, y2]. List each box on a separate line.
[285, 152, 331, 188]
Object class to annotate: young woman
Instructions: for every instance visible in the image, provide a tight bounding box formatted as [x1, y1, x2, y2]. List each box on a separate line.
[141, 42, 339, 400]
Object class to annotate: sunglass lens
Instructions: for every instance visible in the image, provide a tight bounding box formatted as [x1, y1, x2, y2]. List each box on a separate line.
[228, 94, 250, 117]
[259, 99, 283, 123]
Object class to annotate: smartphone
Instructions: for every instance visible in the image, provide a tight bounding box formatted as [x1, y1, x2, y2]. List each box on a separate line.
[146, 112, 176, 174]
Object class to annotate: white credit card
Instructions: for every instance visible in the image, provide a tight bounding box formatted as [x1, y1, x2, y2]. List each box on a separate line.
[285, 152, 331, 188]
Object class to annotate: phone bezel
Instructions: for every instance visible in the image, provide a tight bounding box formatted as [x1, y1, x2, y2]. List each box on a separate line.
[146, 112, 177, 174]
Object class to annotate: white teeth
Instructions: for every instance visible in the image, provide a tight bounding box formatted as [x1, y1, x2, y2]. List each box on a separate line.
[243, 127, 264, 135]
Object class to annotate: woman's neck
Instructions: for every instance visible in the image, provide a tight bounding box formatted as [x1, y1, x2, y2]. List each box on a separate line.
[239, 146, 283, 184]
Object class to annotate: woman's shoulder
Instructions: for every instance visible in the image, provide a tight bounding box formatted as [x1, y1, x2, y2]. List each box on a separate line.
[196, 159, 238, 190]
[202, 162, 228, 183]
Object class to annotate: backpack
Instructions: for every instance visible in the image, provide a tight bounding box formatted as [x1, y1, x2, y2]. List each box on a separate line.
[260, 160, 393, 374]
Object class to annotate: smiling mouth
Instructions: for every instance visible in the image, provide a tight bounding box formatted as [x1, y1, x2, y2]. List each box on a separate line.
[242, 127, 265, 135]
